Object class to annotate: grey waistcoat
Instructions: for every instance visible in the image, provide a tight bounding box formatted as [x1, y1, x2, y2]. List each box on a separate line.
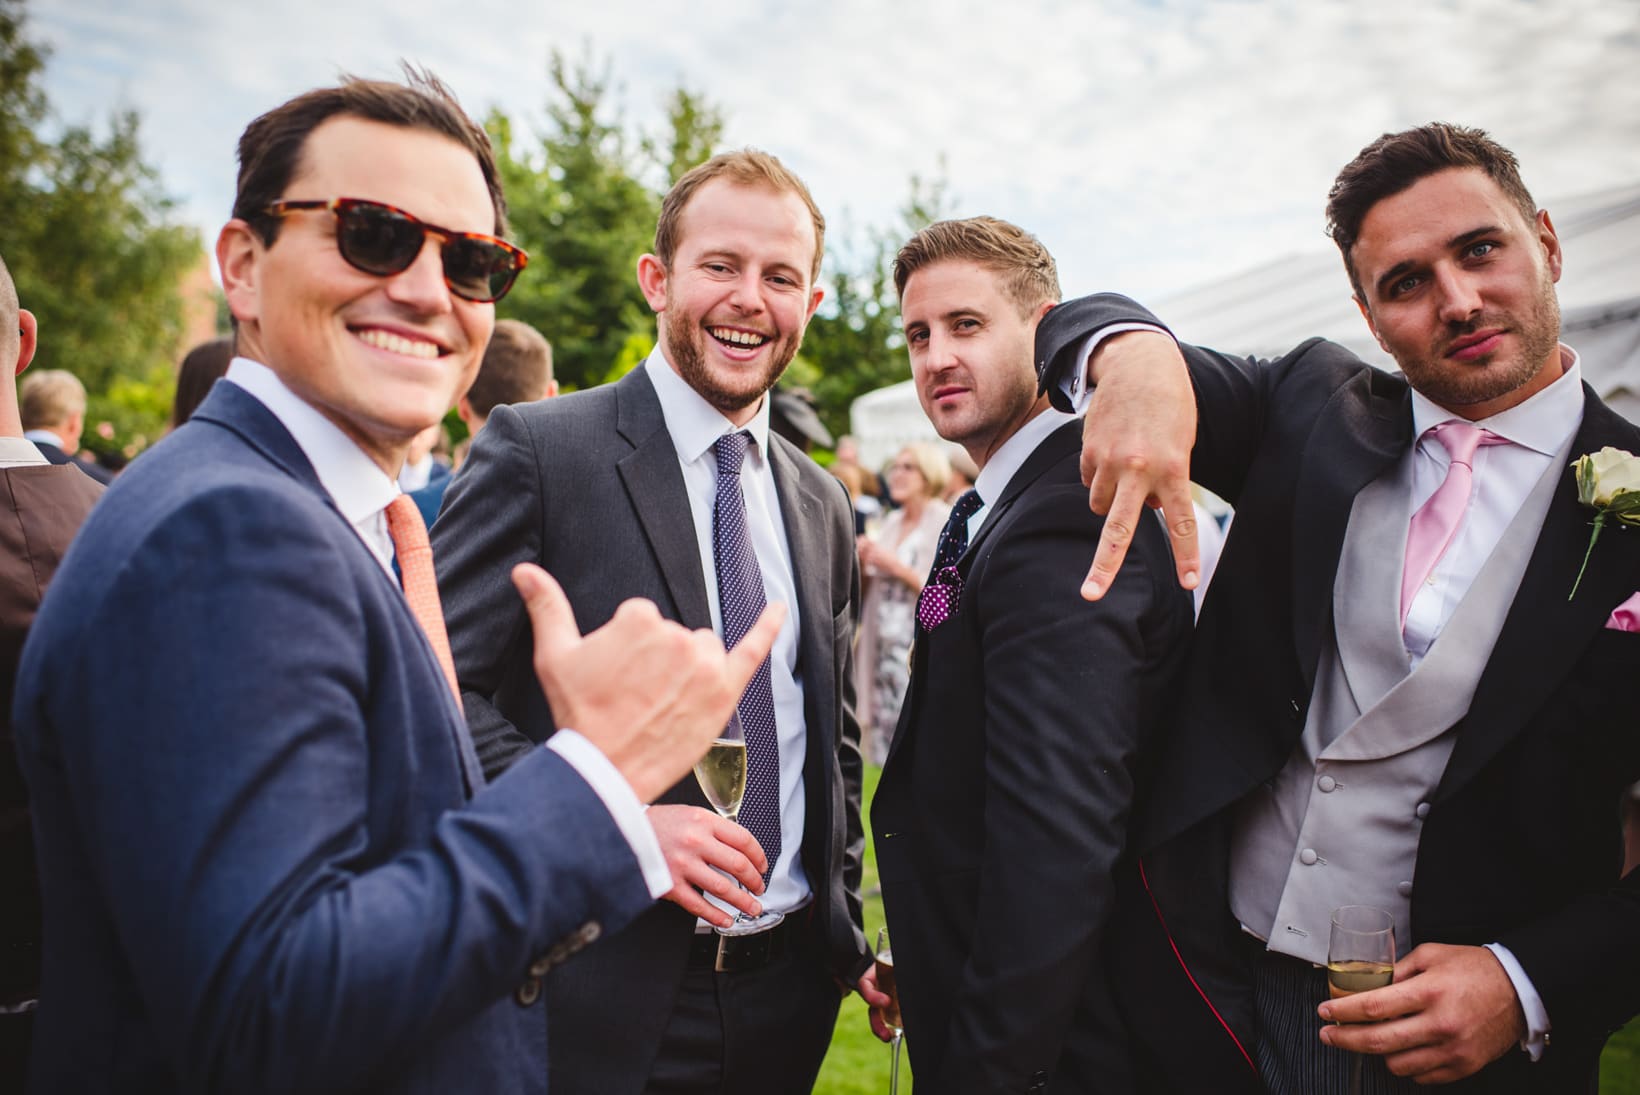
[1228, 436, 1568, 965]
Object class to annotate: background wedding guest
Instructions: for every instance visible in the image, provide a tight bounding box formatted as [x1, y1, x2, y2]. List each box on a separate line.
[854, 441, 949, 765]
[0, 250, 103, 1090]
[19, 368, 113, 484]
[169, 336, 234, 428]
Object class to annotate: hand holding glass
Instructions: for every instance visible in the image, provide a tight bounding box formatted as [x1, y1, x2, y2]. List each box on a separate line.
[875, 927, 904, 1095]
[692, 712, 782, 936]
[1328, 904, 1396, 1095]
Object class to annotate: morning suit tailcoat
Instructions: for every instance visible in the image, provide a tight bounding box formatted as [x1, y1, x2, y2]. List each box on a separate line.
[872, 421, 1192, 1094]
[1037, 295, 1640, 1094]
[433, 364, 869, 1093]
[12, 382, 656, 1094]
[1, 462, 102, 1011]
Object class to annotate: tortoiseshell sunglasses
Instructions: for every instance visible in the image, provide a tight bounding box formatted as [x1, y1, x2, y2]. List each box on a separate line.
[261, 197, 529, 303]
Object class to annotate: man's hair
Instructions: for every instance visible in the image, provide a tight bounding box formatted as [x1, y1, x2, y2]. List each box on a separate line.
[20, 370, 87, 430]
[1326, 123, 1536, 298]
[653, 149, 825, 283]
[893, 216, 1061, 314]
[465, 319, 552, 418]
[171, 337, 236, 428]
[233, 68, 507, 243]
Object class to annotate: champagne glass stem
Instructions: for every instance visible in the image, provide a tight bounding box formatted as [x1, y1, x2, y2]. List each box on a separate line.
[888, 1030, 902, 1095]
[1349, 1051, 1362, 1095]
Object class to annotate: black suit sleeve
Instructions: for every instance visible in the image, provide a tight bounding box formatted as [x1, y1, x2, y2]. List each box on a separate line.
[432, 404, 544, 779]
[1035, 293, 1340, 506]
[936, 485, 1192, 1092]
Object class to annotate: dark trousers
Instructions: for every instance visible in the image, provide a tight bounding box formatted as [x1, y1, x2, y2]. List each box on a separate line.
[644, 939, 843, 1095]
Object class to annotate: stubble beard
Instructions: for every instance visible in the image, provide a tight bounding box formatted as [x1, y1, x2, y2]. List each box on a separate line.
[665, 306, 801, 416]
[1398, 268, 1562, 409]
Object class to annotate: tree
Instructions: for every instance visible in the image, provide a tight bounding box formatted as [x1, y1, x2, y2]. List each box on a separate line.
[797, 170, 953, 439]
[0, 0, 201, 456]
[489, 51, 660, 393]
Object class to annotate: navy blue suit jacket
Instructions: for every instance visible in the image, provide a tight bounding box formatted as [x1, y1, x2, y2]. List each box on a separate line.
[13, 382, 655, 1094]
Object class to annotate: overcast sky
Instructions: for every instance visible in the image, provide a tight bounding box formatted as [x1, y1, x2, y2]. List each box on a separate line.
[29, 0, 1640, 306]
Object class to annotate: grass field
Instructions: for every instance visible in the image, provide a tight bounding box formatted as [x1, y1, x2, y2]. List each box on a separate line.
[812, 764, 1638, 1095]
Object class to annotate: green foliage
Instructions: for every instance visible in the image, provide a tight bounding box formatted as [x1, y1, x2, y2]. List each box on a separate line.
[488, 51, 662, 393]
[489, 47, 940, 429]
[800, 170, 953, 440]
[0, 0, 198, 457]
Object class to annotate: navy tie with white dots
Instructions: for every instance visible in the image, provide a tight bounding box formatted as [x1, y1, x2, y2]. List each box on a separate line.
[711, 431, 781, 882]
[916, 488, 984, 632]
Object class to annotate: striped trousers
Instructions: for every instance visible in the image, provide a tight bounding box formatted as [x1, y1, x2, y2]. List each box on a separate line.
[1254, 947, 1422, 1095]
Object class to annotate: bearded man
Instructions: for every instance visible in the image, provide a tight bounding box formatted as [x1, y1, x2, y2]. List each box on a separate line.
[433, 149, 870, 1094]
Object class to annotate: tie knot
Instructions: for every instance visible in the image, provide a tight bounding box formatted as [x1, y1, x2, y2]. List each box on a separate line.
[1427, 420, 1503, 467]
[714, 430, 754, 477]
[950, 488, 983, 522]
[384, 493, 430, 555]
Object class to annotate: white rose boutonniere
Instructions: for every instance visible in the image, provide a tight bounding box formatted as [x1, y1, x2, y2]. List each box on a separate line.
[1569, 446, 1640, 599]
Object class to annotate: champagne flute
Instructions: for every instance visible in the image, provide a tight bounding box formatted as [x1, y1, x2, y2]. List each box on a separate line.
[1327, 905, 1396, 1095]
[692, 712, 783, 936]
[875, 927, 904, 1095]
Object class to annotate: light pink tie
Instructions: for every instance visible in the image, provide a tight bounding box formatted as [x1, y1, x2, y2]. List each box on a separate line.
[1400, 421, 1505, 627]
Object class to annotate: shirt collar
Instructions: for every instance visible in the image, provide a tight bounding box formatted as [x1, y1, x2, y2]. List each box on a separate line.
[643, 350, 773, 468]
[223, 356, 400, 525]
[973, 407, 1078, 506]
[0, 436, 48, 466]
[22, 429, 63, 449]
[1409, 344, 1584, 458]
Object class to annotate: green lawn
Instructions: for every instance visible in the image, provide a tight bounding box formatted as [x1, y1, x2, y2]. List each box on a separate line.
[813, 764, 1639, 1094]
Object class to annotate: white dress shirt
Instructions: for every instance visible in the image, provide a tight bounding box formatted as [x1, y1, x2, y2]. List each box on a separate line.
[224, 356, 670, 900]
[643, 354, 814, 922]
[0, 436, 48, 468]
[1402, 347, 1583, 665]
[967, 406, 1080, 538]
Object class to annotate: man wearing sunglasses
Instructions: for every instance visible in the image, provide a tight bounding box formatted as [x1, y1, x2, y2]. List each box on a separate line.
[12, 72, 782, 1095]
[434, 150, 869, 1094]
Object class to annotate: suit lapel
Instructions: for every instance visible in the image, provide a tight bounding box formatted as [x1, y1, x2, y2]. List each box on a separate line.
[613, 367, 713, 630]
[768, 436, 836, 778]
[197, 382, 487, 794]
[1441, 389, 1640, 794]
[885, 422, 1078, 773]
[1289, 376, 1411, 690]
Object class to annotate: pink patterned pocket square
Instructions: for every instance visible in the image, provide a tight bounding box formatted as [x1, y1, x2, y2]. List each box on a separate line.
[1607, 591, 1640, 631]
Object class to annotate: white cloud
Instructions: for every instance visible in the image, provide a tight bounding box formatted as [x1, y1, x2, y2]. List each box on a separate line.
[29, 0, 1640, 306]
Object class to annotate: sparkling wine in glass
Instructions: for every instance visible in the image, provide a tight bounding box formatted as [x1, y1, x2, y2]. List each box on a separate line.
[1328, 904, 1396, 1095]
[875, 927, 904, 1095]
[692, 712, 782, 936]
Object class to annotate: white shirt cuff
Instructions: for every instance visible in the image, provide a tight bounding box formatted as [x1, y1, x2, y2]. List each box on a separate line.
[1483, 943, 1551, 1061]
[546, 730, 672, 900]
[1058, 323, 1171, 414]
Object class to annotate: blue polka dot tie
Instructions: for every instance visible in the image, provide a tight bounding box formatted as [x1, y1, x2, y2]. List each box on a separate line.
[916, 488, 983, 632]
[712, 432, 781, 881]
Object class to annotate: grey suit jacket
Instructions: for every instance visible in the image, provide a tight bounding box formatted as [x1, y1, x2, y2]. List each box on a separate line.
[433, 364, 868, 1092]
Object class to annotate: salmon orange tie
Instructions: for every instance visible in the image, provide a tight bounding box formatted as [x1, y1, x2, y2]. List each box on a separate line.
[384, 494, 462, 706]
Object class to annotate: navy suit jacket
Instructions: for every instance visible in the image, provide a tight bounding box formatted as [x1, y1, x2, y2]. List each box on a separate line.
[12, 382, 655, 1094]
[1037, 295, 1640, 1094]
[33, 439, 114, 485]
[873, 422, 1192, 1094]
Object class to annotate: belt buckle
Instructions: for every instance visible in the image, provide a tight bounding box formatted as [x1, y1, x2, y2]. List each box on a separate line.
[714, 927, 774, 973]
